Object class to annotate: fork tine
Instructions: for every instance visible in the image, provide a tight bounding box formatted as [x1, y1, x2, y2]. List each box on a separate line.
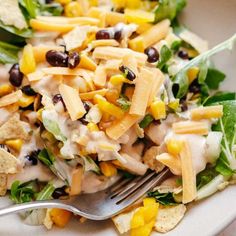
[112, 171, 156, 202]
[109, 177, 134, 194]
[116, 168, 170, 206]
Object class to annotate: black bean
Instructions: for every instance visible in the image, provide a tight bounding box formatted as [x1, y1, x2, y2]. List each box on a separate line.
[119, 65, 136, 81]
[178, 50, 189, 60]
[52, 94, 63, 104]
[25, 150, 40, 166]
[144, 47, 159, 63]
[45, 0, 53, 3]
[189, 80, 201, 94]
[114, 30, 122, 41]
[46, 50, 68, 67]
[9, 63, 24, 87]
[52, 186, 68, 199]
[68, 52, 81, 69]
[96, 30, 111, 40]
[83, 102, 90, 113]
[180, 98, 188, 112]
[22, 85, 37, 96]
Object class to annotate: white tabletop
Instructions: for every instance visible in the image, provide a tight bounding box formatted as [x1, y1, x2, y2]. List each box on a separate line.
[219, 220, 236, 236]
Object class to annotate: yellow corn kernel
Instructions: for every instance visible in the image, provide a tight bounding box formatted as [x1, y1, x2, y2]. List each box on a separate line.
[125, 9, 154, 24]
[87, 122, 99, 132]
[150, 100, 166, 120]
[41, 130, 56, 143]
[37, 108, 43, 122]
[55, 0, 71, 4]
[105, 89, 119, 104]
[109, 74, 131, 86]
[0, 84, 14, 97]
[94, 95, 124, 119]
[143, 198, 156, 207]
[50, 209, 71, 228]
[191, 105, 223, 120]
[18, 94, 35, 108]
[186, 48, 199, 58]
[65, 2, 83, 17]
[89, 0, 98, 6]
[172, 121, 209, 135]
[166, 139, 183, 156]
[187, 67, 199, 84]
[5, 139, 23, 152]
[168, 99, 179, 111]
[99, 162, 117, 177]
[20, 44, 36, 75]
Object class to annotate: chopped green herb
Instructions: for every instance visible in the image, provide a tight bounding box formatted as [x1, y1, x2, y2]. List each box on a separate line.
[147, 190, 177, 206]
[139, 114, 154, 129]
[117, 95, 131, 111]
[157, 45, 172, 70]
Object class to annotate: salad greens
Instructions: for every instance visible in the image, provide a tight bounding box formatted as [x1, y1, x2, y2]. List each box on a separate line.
[0, 41, 21, 64]
[157, 45, 172, 71]
[81, 156, 101, 175]
[38, 148, 55, 167]
[173, 34, 236, 98]
[205, 68, 226, 90]
[139, 114, 154, 128]
[154, 0, 187, 23]
[117, 95, 131, 112]
[196, 167, 218, 190]
[147, 190, 177, 205]
[36, 184, 55, 201]
[204, 92, 236, 106]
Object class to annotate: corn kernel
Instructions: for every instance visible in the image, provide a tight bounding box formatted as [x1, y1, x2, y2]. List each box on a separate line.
[187, 67, 199, 84]
[55, 0, 71, 5]
[166, 139, 183, 156]
[105, 89, 119, 104]
[150, 100, 166, 120]
[50, 209, 71, 228]
[65, 2, 83, 17]
[18, 94, 35, 108]
[89, 0, 98, 7]
[94, 95, 124, 119]
[5, 139, 23, 152]
[87, 122, 99, 132]
[99, 162, 117, 177]
[0, 84, 14, 97]
[41, 130, 56, 143]
[168, 99, 179, 111]
[37, 108, 43, 122]
[109, 74, 131, 86]
[20, 44, 36, 75]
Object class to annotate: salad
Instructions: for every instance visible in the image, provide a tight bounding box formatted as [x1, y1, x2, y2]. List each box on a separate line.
[0, 0, 235, 235]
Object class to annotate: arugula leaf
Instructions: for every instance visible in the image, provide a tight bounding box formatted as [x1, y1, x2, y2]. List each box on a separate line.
[42, 110, 67, 142]
[172, 34, 236, 98]
[171, 40, 182, 52]
[36, 184, 55, 201]
[38, 148, 55, 167]
[117, 95, 131, 111]
[0, 41, 21, 64]
[157, 45, 172, 70]
[213, 101, 236, 176]
[198, 59, 208, 84]
[139, 114, 154, 129]
[147, 190, 177, 206]
[0, 20, 32, 38]
[21, 0, 38, 18]
[205, 68, 226, 90]
[10, 181, 37, 204]
[203, 92, 236, 106]
[196, 167, 218, 190]
[39, 3, 63, 16]
[154, 0, 186, 23]
[81, 156, 101, 175]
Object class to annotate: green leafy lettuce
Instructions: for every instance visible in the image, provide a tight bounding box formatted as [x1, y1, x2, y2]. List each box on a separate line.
[81, 156, 101, 175]
[154, 0, 187, 23]
[147, 190, 177, 205]
[157, 45, 172, 71]
[172, 34, 236, 98]
[205, 68, 226, 90]
[0, 41, 21, 64]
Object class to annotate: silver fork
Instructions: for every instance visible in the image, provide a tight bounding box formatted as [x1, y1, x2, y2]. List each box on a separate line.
[0, 169, 170, 220]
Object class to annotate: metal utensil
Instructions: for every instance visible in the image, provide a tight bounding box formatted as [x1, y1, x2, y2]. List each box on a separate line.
[0, 169, 170, 220]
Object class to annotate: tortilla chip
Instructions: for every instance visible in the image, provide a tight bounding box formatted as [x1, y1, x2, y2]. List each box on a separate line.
[0, 114, 29, 142]
[154, 204, 186, 233]
[0, 174, 7, 196]
[0, 148, 19, 174]
[43, 209, 53, 230]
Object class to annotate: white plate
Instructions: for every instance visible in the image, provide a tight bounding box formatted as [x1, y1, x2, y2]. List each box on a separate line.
[0, 0, 236, 235]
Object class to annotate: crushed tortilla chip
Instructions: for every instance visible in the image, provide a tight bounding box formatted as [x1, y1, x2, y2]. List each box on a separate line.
[154, 204, 186, 233]
[43, 209, 54, 230]
[0, 114, 29, 142]
[0, 148, 19, 174]
[0, 174, 7, 196]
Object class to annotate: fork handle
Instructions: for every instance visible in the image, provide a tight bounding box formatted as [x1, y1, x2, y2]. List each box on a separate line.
[0, 200, 78, 217]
